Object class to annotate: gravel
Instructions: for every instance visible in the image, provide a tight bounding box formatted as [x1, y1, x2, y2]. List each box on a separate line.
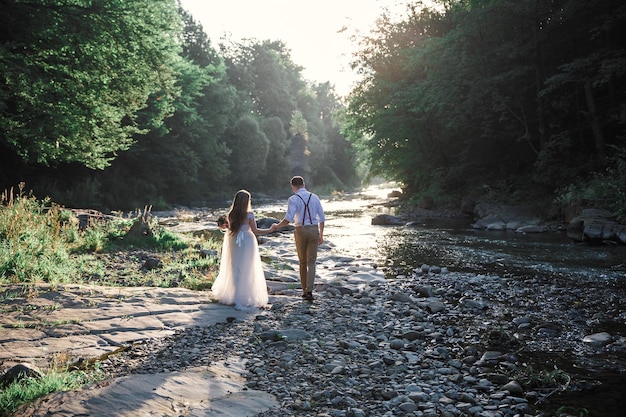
[99, 256, 626, 417]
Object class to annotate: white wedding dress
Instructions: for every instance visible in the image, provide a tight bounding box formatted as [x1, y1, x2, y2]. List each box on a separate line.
[212, 212, 268, 310]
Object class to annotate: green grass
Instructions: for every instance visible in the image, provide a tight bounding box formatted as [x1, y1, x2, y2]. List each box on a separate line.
[0, 184, 101, 284]
[516, 364, 571, 389]
[0, 184, 222, 289]
[0, 366, 105, 415]
[0, 186, 225, 414]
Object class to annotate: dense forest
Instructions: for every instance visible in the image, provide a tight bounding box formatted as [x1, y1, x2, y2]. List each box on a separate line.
[345, 0, 626, 221]
[1, 0, 625, 221]
[0, 0, 357, 209]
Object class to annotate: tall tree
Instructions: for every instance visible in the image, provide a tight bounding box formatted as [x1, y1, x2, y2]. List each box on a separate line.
[534, 0, 626, 184]
[260, 116, 290, 189]
[225, 115, 270, 189]
[347, 3, 455, 193]
[39, 4, 237, 208]
[223, 39, 305, 127]
[315, 82, 357, 188]
[221, 40, 318, 189]
[347, 0, 625, 201]
[0, 0, 182, 171]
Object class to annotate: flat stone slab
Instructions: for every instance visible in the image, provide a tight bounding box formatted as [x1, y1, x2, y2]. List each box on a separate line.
[0, 240, 385, 417]
[0, 284, 271, 369]
[0, 251, 382, 369]
[16, 357, 278, 416]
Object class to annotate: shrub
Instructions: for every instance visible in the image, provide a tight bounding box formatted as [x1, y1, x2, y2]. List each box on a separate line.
[555, 155, 626, 223]
[0, 184, 81, 284]
[0, 184, 221, 289]
[0, 367, 104, 415]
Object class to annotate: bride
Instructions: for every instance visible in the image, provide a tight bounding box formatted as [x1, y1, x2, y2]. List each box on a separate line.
[212, 189, 274, 310]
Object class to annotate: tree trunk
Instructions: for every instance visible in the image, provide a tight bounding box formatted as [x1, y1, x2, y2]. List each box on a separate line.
[584, 80, 607, 167]
[533, 0, 547, 152]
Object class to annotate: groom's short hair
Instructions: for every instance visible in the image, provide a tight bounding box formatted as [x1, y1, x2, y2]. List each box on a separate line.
[290, 176, 304, 187]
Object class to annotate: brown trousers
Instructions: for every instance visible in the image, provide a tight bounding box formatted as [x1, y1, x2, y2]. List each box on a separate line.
[294, 225, 319, 293]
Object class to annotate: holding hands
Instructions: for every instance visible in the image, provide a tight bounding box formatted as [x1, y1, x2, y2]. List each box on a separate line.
[270, 220, 288, 231]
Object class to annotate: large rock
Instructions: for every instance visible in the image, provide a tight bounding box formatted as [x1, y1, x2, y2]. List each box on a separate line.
[371, 214, 405, 226]
[0, 364, 43, 387]
[470, 204, 542, 231]
[15, 362, 277, 417]
[582, 332, 613, 346]
[566, 209, 626, 244]
[256, 217, 280, 229]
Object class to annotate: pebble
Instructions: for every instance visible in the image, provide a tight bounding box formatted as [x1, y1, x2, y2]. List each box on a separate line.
[96, 237, 624, 417]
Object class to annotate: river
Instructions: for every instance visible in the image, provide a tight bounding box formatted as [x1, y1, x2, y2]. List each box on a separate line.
[206, 183, 625, 416]
[254, 183, 625, 281]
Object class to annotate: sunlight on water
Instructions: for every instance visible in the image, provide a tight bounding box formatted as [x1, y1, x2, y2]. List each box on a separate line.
[322, 183, 400, 259]
[257, 182, 402, 260]
[255, 181, 625, 281]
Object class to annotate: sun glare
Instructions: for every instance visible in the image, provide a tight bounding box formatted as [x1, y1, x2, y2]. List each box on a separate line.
[179, 0, 413, 96]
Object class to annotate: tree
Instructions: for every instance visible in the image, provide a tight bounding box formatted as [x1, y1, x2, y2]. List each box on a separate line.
[347, 0, 626, 203]
[347, 2, 455, 194]
[223, 39, 304, 129]
[316, 83, 358, 188]
[260, 116, 290, 189]
[221, 38, 356, 189]
[289, 110, 310, 179]
[0, 3, 359, 206]
[44, 4, 238, 208]
[0, 0, 181, 170]
[534, 0, 626, 183]
[225, 115, 270, 189]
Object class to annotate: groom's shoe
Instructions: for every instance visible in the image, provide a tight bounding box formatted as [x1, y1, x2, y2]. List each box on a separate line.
[303, 291, 313, 301]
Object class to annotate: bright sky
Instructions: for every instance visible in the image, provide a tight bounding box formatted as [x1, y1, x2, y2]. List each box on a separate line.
[179, 0, 411, 97]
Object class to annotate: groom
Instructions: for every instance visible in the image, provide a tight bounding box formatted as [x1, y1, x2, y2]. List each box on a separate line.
[271, 176, 325, 301]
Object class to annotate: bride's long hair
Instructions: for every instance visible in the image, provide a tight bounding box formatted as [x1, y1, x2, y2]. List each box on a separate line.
[227, 190, 251, 235]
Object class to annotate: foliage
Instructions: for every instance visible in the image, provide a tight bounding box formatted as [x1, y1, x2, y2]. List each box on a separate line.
[554, 150, 626, 223]
[107, 214, 188, 252]
[0, 185, 221, 288]
[0, 184, 83, 284]
[221, 39, 356, 191]
[516, 365, 571, 389]
[0, 367, 105, 415]
[222, 39, 301, 187]
[346, 0, 626, 210]
[47, 7, 238, 210]
[290, 110, 308, 137]
[224, 116, 270, 189]
[555, 406, 590, 417]
[0, 2, 360, 207]
[0, 0, 182, 169]
[142, 246, 219, 290]
[260, 117, 290, 189]
[88, 7, 236, 207]
[223, 39, 303, 125]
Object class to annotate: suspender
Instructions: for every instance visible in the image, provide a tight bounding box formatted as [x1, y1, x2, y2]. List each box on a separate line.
[296, 193, 313, 225]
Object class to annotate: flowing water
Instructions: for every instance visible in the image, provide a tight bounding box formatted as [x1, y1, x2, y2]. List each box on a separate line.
[226, 184, 625, 416]
[257, 184, 625, 281]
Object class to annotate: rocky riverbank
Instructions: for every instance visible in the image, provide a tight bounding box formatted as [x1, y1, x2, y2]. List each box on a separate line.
[106, 262, 624, 416]
[6, 214, 625, 416]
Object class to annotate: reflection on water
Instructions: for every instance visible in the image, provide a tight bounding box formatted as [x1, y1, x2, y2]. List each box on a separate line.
[258, 184, 625, 281]
[259, 184, 400, 261]
[381, 219, 626, 282]
[252, 184, 625, 416]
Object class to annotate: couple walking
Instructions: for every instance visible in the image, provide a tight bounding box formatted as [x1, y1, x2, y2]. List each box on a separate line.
[211, 176, 325, 310]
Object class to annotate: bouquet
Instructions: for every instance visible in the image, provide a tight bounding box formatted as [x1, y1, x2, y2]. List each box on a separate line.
[217, 215, 229, 232]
